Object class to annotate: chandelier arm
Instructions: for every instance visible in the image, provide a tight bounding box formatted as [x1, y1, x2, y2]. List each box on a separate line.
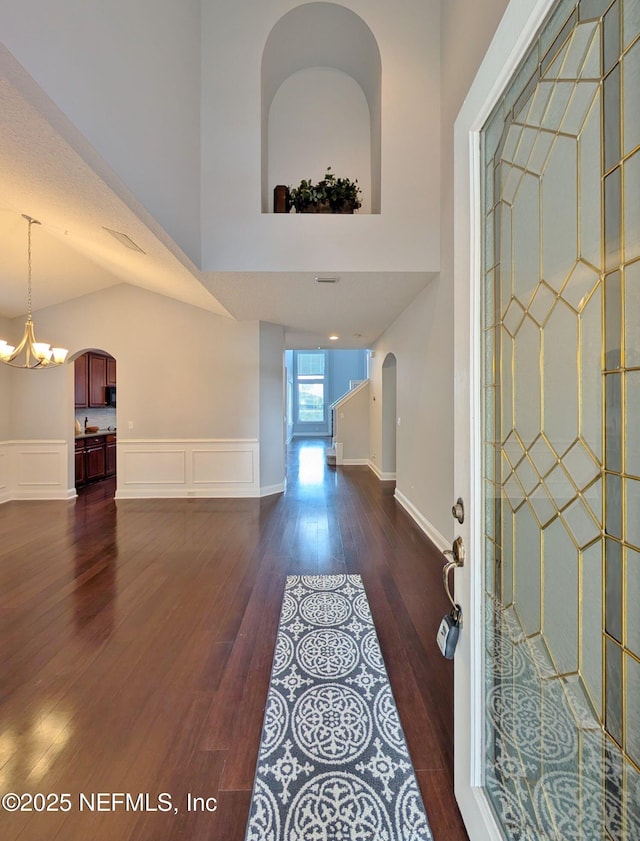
[1, 359, 45, 369]
[4, 322, 44, 368]
[7, 321, 33, 358]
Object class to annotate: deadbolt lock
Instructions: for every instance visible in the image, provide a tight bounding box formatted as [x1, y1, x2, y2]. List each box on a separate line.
[451, 497, 465, 524]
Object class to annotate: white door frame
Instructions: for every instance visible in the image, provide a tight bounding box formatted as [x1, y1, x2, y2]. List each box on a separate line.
[452, 0, 557, 837]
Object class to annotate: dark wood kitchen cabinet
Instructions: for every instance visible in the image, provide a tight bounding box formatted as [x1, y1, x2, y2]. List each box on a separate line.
[89, 354, 108, 407]
[74, 352, 116, 408]
[74, 355, 89, 408]
[85, 436, 106, 481]
[75, 438, 86, 485]
[76, 433, 116, 487]
[106, 357, 117, 387]
[105, 434, 117, 476]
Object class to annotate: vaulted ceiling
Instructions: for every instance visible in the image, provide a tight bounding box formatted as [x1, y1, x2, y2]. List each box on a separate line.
[0, 67, 433, 350]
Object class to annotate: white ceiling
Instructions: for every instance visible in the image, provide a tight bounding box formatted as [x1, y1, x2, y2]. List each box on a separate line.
[203, 272, 435, 349]
[0, 73, 433, 348]
[0, 76, 230, 322]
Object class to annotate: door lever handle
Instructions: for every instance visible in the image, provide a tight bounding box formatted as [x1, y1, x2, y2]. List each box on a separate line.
[442, 536, 465, 617]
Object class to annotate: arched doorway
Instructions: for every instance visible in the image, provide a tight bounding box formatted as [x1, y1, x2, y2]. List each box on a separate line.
[381, 353, 397, 477]
[73, 348, 117, 493]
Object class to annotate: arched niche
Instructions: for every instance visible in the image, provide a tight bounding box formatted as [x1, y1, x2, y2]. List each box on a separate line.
[261, 2, 381, 214]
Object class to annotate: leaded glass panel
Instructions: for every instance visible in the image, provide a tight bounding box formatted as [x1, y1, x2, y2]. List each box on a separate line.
[480, 0, 640, 836]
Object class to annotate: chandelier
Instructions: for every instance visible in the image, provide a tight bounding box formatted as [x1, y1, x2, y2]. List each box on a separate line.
[0, 215, 68, 368]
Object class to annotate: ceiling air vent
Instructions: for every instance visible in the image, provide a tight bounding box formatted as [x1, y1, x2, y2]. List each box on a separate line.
[103, 227, 146, 254]
[314, 276, 339, 284]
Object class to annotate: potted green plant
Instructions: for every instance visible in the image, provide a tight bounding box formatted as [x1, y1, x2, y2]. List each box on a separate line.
[289, 167, 362, 213]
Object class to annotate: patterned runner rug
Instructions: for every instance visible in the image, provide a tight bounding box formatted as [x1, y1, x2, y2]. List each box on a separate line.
[245, 574, 434, 840]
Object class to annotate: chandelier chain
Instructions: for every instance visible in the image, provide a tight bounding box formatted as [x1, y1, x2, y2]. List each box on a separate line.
[27, 218, 32, 320]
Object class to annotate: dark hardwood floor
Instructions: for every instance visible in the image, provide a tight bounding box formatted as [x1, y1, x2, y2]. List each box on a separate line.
[0, 437, 468, 840]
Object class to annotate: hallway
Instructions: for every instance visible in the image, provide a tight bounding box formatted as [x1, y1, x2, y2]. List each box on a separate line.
[0, 438, 467, 840]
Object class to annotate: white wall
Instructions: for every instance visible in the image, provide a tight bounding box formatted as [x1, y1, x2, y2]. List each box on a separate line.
[334, 382, 370, 464]
[370, 283, 446, 536]
[328, 350, 368, 404]
[8, 284, 260, 443]
[381, 354, 397, 475]
[2, 284, 264, 499]
[0, 0, 202, 265]
[285, 349, 294, 443]
[0, 315, 11, 440]
[201, 0, 440, 272]
[259, 321, 285, 493]
[369, 0, 509, 547]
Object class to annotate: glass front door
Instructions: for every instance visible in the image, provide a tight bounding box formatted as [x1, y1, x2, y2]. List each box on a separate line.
[480, 0, 640, 837]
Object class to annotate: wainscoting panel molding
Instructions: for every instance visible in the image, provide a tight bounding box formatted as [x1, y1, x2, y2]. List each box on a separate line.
[0, 446, 9, 504]
[116, 439, 261, 499]
[192, 448, 254, 485]
[122, 449, 187, 486]
[0, 440, 72, 501]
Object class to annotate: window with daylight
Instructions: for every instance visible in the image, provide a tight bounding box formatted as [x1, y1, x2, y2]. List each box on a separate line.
[296, 351, 326, 423]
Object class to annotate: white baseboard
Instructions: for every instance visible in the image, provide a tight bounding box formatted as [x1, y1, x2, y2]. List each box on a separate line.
[393, 488, 450, 553]
[115, 487, 261, 500]
[260, 481, 286, 497]
[343, 458, 369, 466]
[12, 488, 77, 501]
[367, 460, 397, 481]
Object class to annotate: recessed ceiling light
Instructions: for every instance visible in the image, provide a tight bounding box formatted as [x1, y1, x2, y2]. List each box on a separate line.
[329, 335, 339, 341]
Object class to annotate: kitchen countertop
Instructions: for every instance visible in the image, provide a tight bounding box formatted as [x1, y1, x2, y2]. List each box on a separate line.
[75, 429, 117, 439]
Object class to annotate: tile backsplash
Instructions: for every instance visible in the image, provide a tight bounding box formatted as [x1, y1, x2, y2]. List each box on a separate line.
[75, 407, 117, 431]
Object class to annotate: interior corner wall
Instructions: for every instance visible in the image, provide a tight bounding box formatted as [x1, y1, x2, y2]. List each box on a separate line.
[259, 321, 285, 493]
[0, 0, 202, 265]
